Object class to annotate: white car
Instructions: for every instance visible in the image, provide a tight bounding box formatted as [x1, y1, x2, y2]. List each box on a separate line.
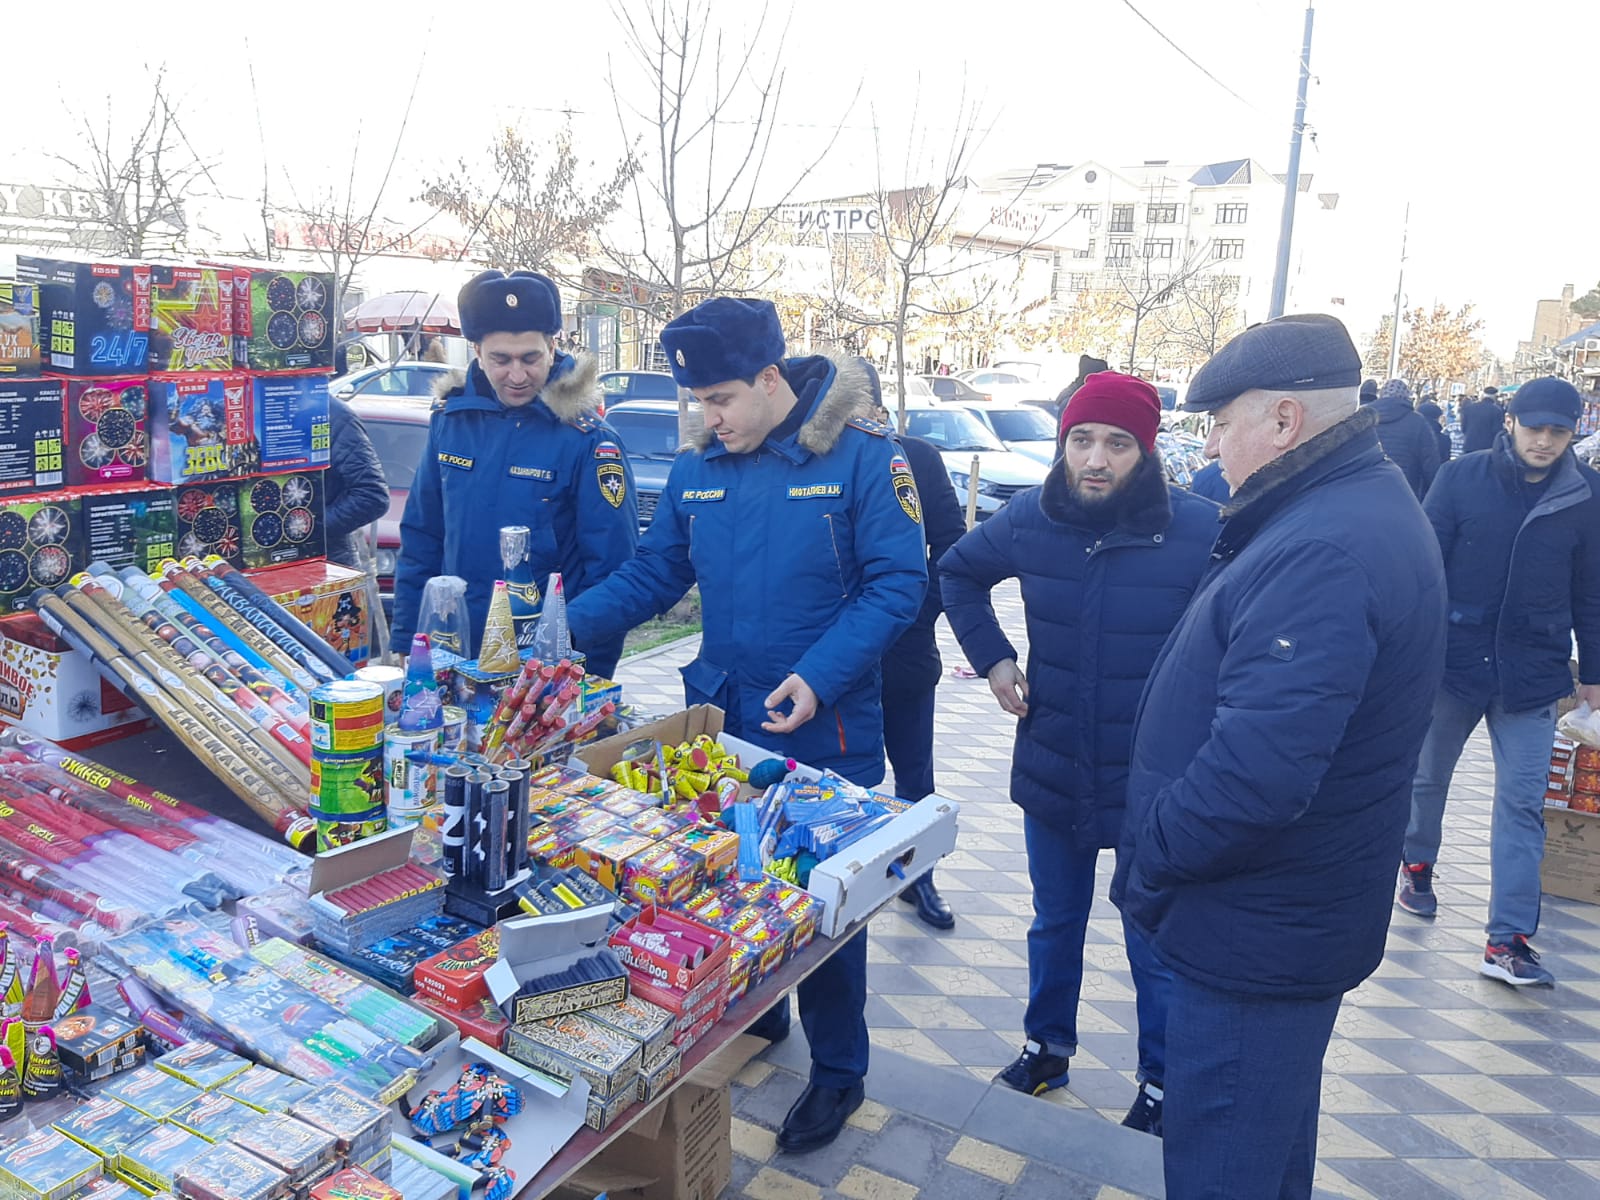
[331, 361, 456, 404]
[899, 404, 1049, 518]
[956, 402, 1058, 466]
[955, 367, 1053, 407]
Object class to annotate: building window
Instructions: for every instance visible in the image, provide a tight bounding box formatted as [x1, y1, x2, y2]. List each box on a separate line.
[1109, 205, 1135, 233]
[1107, 239, 1133, 263]
[1216, 202, 1248, 224]
[1147, 204, 1178, 224]
[1075, 203, 1100, 225]
[1069, 273, 1093, 290]
[1071, 238, 1096, 260]
[1144, 238, 1174, 260]
[1213, 239, 1245, 260]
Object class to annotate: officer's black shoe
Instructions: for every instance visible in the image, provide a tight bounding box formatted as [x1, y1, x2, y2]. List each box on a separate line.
[776, 1082, 864, 1154]
[748, 998, 792, 1045]
[899, 876, 955, 930]
[1121, 1082, 1164, 1137]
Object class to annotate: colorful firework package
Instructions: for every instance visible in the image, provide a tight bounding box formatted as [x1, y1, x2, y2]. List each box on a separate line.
[252, 373, 331, 474]
[0, 377, 66, 492]
[0, 281, 40, 376]
[80, 485, 178, 575]
[225, 267, 335, 372]
[0, 493, 80, 611]
[0, 1125, 103, 1199]
[258, 560, 369, 667]
[149, 373, 257, 484]
[0, 613, 148, 747]
[17, 256, 151, 376]
[239, 472, 326, 569]
[65, 377, 150, 486]
[172, 481, 244, 567]
[147, 266, 234, 373]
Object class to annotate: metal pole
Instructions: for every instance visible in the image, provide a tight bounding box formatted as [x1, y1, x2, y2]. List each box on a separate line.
[1387, 203, 1409, 381]
[1268, 5, 1315, 319]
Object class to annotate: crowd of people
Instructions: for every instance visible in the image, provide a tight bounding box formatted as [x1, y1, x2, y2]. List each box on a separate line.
[388, 267, 1600, 1200]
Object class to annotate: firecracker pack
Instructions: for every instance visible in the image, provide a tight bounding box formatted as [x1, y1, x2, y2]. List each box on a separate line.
[223, 268, 334, 372]
[670, 824, 741, 883]
[100, 1064, 206, 1120]
[170, 1091, 261, 1143]
[228, 1114, 339, 1190]
[116, 1125, 211, 1193]
[306, 1169, 398, 1200]
[623, 806, 698, 841]
[287, 1085, 390, 1167]
[636, 1041, 681, 1104]
[503, 1011, 642, 1100]
[51, 1003, 147, 1081]
[148, 373, 257, 484]
[81, 485, 178, 576]
[573, 829, 657, 893]
[65, 377, 149, 485]
[411, 926, 499, 1009]
[52, 1095, 161, 1160]
[725, 937, 755, 1006]
[0, 1127, 103, 1200]
[582, 993, 676, 1062]
[412, 992, 509, 1049]
[217, 1065, 315, 1114]
[173, 480, 244, 567]
[0, 492, 81, 612]
[0, 376, 66, 492]
[155, 1040, 253, 1090]
[252, 374, 331, 473]
[238, 472, 326, 568]
[173, 1141, 292, 1200]
[622, 839, 703, 907]
[0, 280, 41, 376]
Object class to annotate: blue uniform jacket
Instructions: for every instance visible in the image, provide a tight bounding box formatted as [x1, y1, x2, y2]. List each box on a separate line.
[1112, 409, 1447, 999]
[391, 354, 639, 676]
[881, 433, 966, 696]
[940, 454, 1218, 848]
[1424, 433, 1600, 713]
[567, 354, 927, 785]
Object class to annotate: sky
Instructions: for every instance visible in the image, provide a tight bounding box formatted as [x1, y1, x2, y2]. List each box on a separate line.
[3, 0, 1597, 357]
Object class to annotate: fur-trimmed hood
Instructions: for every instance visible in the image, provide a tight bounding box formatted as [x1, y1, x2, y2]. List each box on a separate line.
[685, 353, 876, 456]
[1039, 448, 1172, 536]
[432, 351, 602, 424]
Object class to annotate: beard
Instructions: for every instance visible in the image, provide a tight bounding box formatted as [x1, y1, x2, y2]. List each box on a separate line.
[1066, 466, 1130, 508]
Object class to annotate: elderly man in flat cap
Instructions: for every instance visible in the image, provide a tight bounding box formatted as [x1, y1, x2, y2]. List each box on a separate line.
[1110, 315, 1447, 1199]
[567, 297, 927, 1153]
[391, 270, 638, 676]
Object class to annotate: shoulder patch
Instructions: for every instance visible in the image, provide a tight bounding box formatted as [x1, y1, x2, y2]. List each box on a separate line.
[848, 416, 891, 437]
[593, 440, 623, 460]
[890, 453, 921, 524]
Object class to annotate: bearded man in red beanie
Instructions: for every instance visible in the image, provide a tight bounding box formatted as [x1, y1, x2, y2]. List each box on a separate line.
[940, 371, 1220, 1134]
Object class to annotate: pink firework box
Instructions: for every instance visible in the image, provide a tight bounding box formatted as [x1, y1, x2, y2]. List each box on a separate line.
[148, 372, 258, 484]
[64, 377, 150, 486]
[146, 265, 233, 373]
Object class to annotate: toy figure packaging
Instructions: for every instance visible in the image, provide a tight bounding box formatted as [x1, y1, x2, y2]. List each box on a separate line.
[0, 377, 66, 492]
[65, 377, 150, 486]
[81, 485, 177, 575]
[0, 280, 41, 376]
[172, 481, 244, 567]
[239, 471, 326, 568]
[148, 372, 257, 483]
[0, 493, 81, 612]
[253, 373, 331, 473]
[225, 267, 335, 371]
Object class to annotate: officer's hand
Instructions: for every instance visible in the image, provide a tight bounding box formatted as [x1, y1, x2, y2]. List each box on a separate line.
[762, 674, 819, 734]
[987, 659, 1029, 718]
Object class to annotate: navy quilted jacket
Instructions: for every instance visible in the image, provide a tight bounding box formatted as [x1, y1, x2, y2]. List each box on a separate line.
[939, 454, 1219, 848]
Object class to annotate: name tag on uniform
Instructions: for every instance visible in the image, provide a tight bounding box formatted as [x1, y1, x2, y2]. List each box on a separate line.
[438, 452, 474, 471]
[681, 488, 726, 503]
[509, 465, 556, 481]
[788, 483, 844, 499]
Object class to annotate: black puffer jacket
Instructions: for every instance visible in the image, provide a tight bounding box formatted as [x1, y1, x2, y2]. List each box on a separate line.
[324, 397, 391, 569]
[1372, 395, 1441, 499]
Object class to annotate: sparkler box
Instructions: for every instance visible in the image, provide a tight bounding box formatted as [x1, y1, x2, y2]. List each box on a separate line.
[64, 377, 150, 486]
[173, 479, 245, 567]
[0, 613, 149, 749]
[81, 484, 178, 576]
[0, 376, 66, 493]
[148, 372, 258, 484]
[253, 372, 332, 472]
[239, 471, 328, 569]
[218, 266, 335, 371]
[0, 280, 41, 376]
[255, 558, 368, 666]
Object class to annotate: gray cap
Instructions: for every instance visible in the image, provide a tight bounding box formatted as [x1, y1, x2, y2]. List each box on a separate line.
[1184, 313, 1362, 413]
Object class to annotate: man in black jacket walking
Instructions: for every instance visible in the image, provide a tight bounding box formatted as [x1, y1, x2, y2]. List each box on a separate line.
[1371, 379, 1440, 499]
[1459, 386, 1505, 453]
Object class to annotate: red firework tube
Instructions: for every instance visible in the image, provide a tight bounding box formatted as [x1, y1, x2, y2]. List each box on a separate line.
[484, 656, 545, 743]
[0, 898, 78, 948]
[3, 764, 198, 854]
[0, 844, 139, 932]
[20, 742, 215, 824]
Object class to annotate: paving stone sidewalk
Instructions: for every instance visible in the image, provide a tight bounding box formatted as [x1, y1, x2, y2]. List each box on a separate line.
[615, 581, 1600, 1200]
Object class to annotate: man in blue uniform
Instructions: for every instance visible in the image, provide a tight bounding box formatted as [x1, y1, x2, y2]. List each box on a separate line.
[391, 270, 638, 676]
[568, 298, 927, 1152]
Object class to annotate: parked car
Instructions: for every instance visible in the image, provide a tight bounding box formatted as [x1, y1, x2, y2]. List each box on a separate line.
[598, 371, 681, 404]
[920, 375, 991, 403]
[346, 395, 433, 617]
[332, 362, 456, 404]
[956, 401, 1058, 465]
[603, 399, 696, 529]
[899, 403, 1049, 518]
[955, 367, 1052, 407]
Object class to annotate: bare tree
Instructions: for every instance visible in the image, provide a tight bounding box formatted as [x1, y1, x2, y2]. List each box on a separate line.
[422, 121, 639, 280]
[1154, 271, 1242, 370]
[54, 70, 212, 258]
[1106, 240, 1216, 374]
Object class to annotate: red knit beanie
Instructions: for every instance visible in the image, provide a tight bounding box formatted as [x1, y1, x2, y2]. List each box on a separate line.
[1059, 371, 1161, 453]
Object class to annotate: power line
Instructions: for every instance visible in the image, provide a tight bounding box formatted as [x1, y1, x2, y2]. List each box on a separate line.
[1117, 0, 1259, 110]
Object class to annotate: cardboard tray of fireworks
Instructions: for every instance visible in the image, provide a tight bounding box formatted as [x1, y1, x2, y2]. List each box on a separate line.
[575, 704, 961, 939]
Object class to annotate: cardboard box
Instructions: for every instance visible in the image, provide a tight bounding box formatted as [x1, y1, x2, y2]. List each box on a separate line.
[1544, 806, 1600, 903]
[502, 1012, 642, 1101]
[0, 376, 66, 492]
[65, 377, 149, 485]
[223, 267, 335, 372]
[239, 471, 327, 568]
[256, 558, 369, 667]
[146, 265, 233, 372]
[574, 830, 658, 893]
[0, 493, 81, 612]
[253, 373, 332, 472]
[487, 905, 628, 1025]
[0, 280, 41, 376]
[0, 612, 149, 748]
[148, 372, 257, 483]
[173, 479, 244, 566]
[81, 485, 177, 575]
[568, 1084, 732, 1200]
[19, 256, 150, 376]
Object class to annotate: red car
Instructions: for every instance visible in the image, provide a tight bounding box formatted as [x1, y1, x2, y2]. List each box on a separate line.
[347, 394, 433, 616]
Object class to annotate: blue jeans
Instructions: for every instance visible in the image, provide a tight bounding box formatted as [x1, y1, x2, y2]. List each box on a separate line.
[1022, 814, 1172, 1085]
[1405, 688, 1556, 941]
[1163, 977, 1342, 1200]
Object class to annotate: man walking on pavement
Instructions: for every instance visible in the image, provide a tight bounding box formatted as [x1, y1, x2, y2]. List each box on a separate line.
[1398, 376, 1600, 986]
[868, 373, 966, 931]
[1460, 385, 1506, 454]
[1112, 315, 1446, 1199]
[1370, 378, 1440, 500]
[940, 371, 1218, 1135]
[567, 299, 926, 1152]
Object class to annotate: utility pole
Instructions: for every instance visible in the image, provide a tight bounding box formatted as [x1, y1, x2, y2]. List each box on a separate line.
[1387, 203, 1409, 381]
[1268, 4, 1315, 319]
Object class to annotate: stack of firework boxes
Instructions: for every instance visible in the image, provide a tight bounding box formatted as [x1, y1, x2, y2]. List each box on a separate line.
[1542, 731, 1600, 903]
[0, 259, 368, 747]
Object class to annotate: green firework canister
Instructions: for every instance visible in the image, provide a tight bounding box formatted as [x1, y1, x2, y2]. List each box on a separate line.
[311, 803, 389, 850]
[310, 749, 386, 813]
[309, 679, 386, 754]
